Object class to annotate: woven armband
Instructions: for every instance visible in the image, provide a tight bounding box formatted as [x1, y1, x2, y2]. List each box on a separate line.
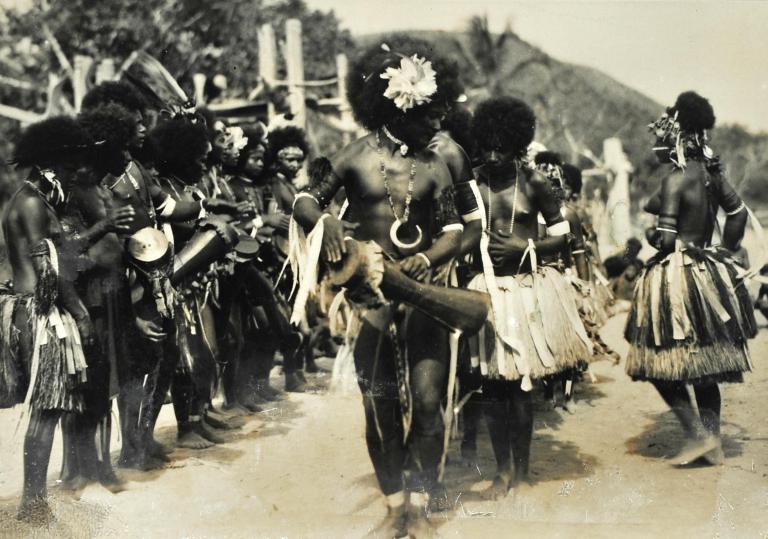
[301, 157, 340, 209]
[455, 180, 481, 221]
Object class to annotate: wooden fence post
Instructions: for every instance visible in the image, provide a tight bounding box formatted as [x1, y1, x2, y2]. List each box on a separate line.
[72, 54, 93, 111]
[336, 53, 354, 145]
[258, 23, 278, 123]
[285, 18, 306, 128]
[601, 137, 633, 255]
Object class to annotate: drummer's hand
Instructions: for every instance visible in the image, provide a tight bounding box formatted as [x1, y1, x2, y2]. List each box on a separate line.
[135, 316, 166, 342]
[400, 254, 430, 282]
[235, 201, 255, 218]
[204, 198, 239, 215]
[322, 216, 358, 264]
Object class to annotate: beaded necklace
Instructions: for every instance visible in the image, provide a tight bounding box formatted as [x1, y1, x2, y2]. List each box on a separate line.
[486, 161, 519, 235]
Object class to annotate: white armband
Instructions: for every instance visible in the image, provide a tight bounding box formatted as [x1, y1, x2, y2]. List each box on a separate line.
[197, 200, 207, 220]
[156, 196, 177, 218]
[441, 223, 464, 233]
[726, 202, 745, 216]
[461, 209, 483, 223]
[293, 192, 319, 208]
[546, 221, 571, 236]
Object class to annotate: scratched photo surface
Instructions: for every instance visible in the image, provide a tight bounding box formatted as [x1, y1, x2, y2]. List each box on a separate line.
[0, 0, 766, 537]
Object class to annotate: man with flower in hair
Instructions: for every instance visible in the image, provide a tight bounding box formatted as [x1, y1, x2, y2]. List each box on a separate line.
[293, 36, 464, 537]
[1, 116, 135, 523]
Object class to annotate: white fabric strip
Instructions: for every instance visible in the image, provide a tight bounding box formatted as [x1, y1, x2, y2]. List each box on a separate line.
[546, 220, 571, 236]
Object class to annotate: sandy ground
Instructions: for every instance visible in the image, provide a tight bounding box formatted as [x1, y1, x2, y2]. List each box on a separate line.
[0, 312, 767, 538]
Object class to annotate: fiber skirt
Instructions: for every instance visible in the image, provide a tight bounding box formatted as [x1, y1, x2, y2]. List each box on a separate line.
[467, 267, 594, 381]
[624, 245, 756, 384]
[0, 293, 87, 411]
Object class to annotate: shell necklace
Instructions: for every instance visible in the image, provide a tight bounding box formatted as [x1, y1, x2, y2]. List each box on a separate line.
[376, 130, 422, 253]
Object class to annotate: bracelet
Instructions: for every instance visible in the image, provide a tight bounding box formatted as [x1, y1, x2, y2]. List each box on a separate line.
[571, 249, 586, 254]
[656, 226, 678, 234]
[416, 252, 432, 268]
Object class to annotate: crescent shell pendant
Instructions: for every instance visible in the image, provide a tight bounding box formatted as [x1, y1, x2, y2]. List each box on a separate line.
[389, 219, 422, 255]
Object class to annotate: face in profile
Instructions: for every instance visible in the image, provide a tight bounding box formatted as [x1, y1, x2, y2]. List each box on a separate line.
[214, 132, 241, 168]
[130, 111, 147, 152]
[388, 105, 445, 152]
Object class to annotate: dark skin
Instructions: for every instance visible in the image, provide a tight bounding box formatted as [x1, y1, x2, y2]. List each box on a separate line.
[429, 130, 483, 257]
[641, 138, 748, 462]
[2, 163, 112, 520]
[473, 145, 568, 493]
[474, 150, 567, 275]
[294, 124, 461, 280]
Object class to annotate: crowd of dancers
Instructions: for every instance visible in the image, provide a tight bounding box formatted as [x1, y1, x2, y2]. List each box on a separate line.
[0, 34, 758, 537]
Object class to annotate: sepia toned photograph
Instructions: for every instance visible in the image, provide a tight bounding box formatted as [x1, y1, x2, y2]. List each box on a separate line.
[0, 0, 766, 537]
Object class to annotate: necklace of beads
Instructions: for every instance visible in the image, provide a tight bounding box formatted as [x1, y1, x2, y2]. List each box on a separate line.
[376, 130, 416, 223]
[486, 161, 519, 234]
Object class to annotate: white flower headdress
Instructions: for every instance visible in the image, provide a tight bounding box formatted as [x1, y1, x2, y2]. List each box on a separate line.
[378, 44, 438, 112]
[214, 121, 249, 152]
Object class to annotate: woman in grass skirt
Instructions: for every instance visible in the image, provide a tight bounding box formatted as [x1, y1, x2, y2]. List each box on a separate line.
[625, 91, 756, 466]
[466, 97, 593, 499]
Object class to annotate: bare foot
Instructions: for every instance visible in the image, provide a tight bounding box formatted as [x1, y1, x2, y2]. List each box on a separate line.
[197, 421, 226, 444]
[366, 504, 408, 538]
[407, 505, 440, 538]
[672, 435, 719, 467]
[99, 470, 127, 494]
[702, 439, 725, 466]
[17, 497, 54, 526]
[60, 474, 89, 492]
[177, 430, 215, 450]
[223, 403, 255, 416]
[205, 410, 244, 430]
[482, 474, 511, 501]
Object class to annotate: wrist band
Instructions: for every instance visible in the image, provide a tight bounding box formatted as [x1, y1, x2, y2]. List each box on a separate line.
[656, 226, 678, 234]
[441, 223, 464, 233]
[416, 252, 431, 268]
[571, 249, 586, 254]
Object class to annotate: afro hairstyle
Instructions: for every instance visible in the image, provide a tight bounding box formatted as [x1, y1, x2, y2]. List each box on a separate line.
[346, 35, 463, 131]
[265, 125, 309, 170]
[472, 96, 536, 159]
[78, 103, 136, 174]
[149, 117, 209, 181]
[12, 115, 91, 169]
[669, 91, 715, 133]
[81, 81, 146, 114]
[237, 123, 269, 169]
[561, 164, 583, 195]
[534, 150, 562, 167]
[442, 107, 474, 157]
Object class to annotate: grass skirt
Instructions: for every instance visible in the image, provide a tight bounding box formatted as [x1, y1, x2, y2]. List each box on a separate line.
[624, 245, 756, 384]
[467, 267, 593, 381]
[0, 293, 87, 411]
